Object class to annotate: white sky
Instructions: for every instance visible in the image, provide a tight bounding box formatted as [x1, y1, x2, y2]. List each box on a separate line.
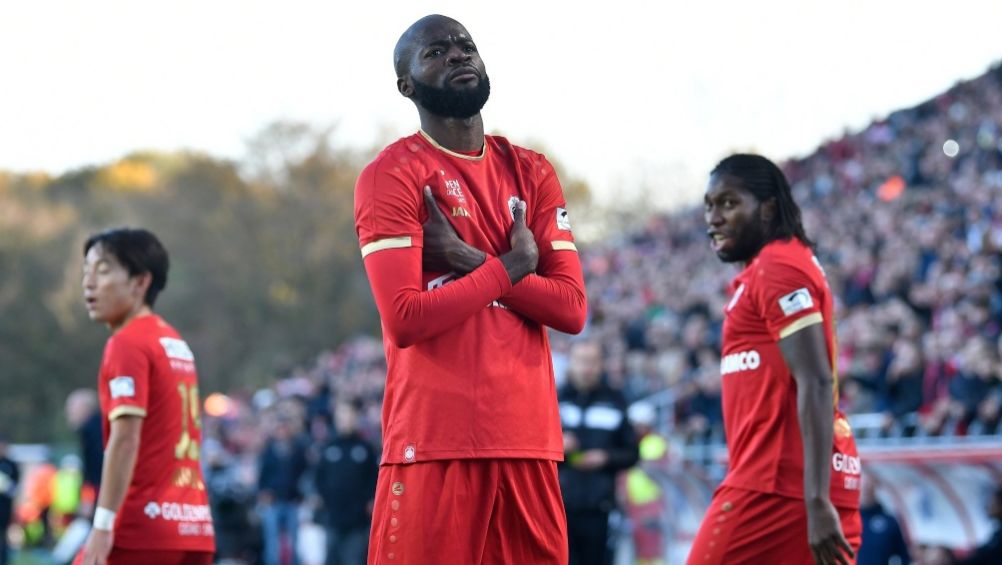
[1, 0, 1000, 207]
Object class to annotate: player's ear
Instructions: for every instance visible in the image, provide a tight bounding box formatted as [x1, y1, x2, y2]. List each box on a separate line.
[760, 198, 777, 224]
[397, 76, 414, 99]
[132, 272, 153, 301]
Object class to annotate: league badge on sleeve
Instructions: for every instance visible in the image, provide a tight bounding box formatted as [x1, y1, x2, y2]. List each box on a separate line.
[110, 376, 136, 399]
[556, 207, 571, 231]
[779, 288, 813, 316]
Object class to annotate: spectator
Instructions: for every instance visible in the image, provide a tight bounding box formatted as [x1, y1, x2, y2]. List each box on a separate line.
[559, 340, 639, 565]
[258, 411, 309, 565]
[958, 485, 1002, 564]
[858, 472, 911, 565]
[65, 388, 103, 518]
[314, 397, 377, 565]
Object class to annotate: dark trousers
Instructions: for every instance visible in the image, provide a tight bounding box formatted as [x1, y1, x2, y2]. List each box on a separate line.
[566, 508, 611, 565]
[0, 503, 11, 565]
[325, 525, 369, 565]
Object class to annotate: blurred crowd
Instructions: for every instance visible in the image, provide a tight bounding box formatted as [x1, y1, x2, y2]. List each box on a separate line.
[5, 62, 1002, 565]
[557, 62, 1002, 442]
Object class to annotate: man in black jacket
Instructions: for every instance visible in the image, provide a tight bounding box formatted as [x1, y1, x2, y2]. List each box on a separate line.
[315, 398, 377, 565]
[558, 340, 639, 565]
[858, 472, 910, 565]
[258, 411, 310, 565]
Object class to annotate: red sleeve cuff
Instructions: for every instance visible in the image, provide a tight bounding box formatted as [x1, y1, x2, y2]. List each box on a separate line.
[482, 256, 513, 295]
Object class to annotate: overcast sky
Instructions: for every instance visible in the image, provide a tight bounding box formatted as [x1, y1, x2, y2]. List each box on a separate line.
[2, 0, 1000, 207]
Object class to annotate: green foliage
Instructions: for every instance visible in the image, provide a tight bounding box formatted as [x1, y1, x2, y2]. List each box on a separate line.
[0, 123, 380, 442]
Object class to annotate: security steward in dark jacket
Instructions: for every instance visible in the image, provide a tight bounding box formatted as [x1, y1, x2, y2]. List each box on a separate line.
[558, 340, 639, 565]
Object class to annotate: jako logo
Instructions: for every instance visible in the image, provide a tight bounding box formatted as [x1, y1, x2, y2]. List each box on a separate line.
[832, 453, 862, 475]
[721, 350, 761, 375]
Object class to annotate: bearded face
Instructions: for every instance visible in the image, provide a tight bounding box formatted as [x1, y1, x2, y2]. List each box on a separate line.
[410, 74, 491, 120]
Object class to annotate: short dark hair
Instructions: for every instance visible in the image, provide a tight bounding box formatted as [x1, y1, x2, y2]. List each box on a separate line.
[84, 227, 169, 307]
[711, 153, 813, 248]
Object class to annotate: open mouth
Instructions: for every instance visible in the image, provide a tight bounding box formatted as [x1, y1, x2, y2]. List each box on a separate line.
[709, 233, 729, 251]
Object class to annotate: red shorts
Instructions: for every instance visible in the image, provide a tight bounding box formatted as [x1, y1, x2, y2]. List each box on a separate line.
[687, 485, 861, 565]
[368, 459, 567, 565]
[74, 548, 213, 565]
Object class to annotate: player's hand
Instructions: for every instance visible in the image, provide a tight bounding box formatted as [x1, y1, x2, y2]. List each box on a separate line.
[806, 498, 854, 565]
[500, 199, 538, 284]
[80, 528, 114, 565]
[422, 186, 486, 274]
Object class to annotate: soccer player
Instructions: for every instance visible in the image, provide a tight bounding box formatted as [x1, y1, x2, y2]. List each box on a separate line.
[79, 228, 215, 565]
[354, 14, 587, 565]
[689, 155, 861, 565]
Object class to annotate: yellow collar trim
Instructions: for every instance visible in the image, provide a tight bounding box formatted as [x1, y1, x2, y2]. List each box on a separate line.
[418, 130, 486, 161]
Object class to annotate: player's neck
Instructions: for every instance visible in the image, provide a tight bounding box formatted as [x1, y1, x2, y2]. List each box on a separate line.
[418, 112, 484, 153]
[108, 304, 154, 333]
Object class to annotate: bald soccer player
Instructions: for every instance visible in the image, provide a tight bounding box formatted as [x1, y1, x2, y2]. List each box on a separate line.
[354, 14, 588, 565]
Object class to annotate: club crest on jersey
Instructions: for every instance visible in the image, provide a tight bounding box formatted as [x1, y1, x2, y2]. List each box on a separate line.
[144, 502, 161, 519]
[556, 207, 571, 231]
[109, 376, 136, 399]
[779, 288, 813, 316]
[444, 179, 466, 203]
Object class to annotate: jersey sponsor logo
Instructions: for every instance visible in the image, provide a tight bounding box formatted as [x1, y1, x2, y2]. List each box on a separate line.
[109, 376, 136, 399]
[720, 350, 761, 375]
[444, 179, 466, 203]
[146, 502, 212, 523]
[779, 288, 814, 316]
[727, 283, 745, 312]
[452, 206, 470, 217]
[832, 452, 861, 475]
[159, 338, 195, 361]
[556, 207, 571, 231]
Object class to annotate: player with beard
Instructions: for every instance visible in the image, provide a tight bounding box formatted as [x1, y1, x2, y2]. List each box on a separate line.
[689, 154, 861, 565]
[354, 14, 587, 565]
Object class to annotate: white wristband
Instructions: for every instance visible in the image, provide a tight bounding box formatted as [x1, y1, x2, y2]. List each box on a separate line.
[93, 507, 116, 531]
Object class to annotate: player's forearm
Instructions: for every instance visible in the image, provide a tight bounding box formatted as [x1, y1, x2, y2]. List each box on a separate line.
[366, 249, 512, 348]
[797, 375, 835, 504]
[96, 426, 141, 513]
[500, 252, 586, 333]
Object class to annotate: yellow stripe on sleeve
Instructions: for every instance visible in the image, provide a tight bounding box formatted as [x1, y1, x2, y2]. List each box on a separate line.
[360, 237, 413, 258]
[109, 406, 147, 420]
[551, 241, 578, 252]
[778, 312, 824, 339]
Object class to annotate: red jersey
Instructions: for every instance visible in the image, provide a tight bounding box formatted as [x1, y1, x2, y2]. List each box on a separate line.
[355, 131, 587, 465]
[97, 315, 215, 551]
[719, 239, 860, 509]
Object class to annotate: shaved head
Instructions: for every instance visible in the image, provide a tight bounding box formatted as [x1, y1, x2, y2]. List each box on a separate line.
[394, 14, 466, 78]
